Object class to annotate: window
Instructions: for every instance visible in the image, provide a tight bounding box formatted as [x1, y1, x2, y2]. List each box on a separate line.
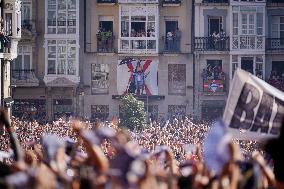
[272, 16, 284, 46]
[255, 56, 263, 79]
[53, 99, 73, 119]
[233, 13, 238, 35]
[204, 60, 224, 80]
[168, 64, 186, 95]
[91, 105, 109, 121]
[47, 40, 77, 75]
[119, 5, 158, 53]
[5, 13, 12, 35]
[47, 0, 77, 34]
[232, 55, 238, 78]
[91, 64, 109, 94]
[13, 46, 32, 70]
[145, 105, 158, 121]
[208, 16, 223, 36]
[21, 0, 32, 30]
[241, 13, 255, 35]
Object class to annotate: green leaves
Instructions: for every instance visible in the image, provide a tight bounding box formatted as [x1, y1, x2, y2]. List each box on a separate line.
[120, 94, 146, 131]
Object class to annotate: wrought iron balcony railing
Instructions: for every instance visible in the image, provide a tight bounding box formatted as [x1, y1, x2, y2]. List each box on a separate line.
[97, 0, 116, 3]
[12, 69, 36, 80]
[202, 0, 229, 3]
[194, 37, 229, 51]
[11, 69, 40, 86]
[266, 38, 284, 51]
[162, 36, 181, 53]
[97, 34, 115, 53]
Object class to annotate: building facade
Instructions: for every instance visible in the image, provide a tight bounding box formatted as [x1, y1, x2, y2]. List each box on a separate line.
[0, 0, 21, 114]
[194, 0, 283, 120]
[83, 0, 194, 121]
[10, 0, 284, 122]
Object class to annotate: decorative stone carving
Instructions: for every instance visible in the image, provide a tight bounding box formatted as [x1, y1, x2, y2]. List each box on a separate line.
[45, 77, 79, 87]
[5, 3, 13, 10]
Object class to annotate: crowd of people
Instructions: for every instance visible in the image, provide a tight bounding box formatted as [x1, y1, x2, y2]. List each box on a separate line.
[0, 109, 283, 189]
[202, 65, 225, 80]
[267, 70, 284, 92]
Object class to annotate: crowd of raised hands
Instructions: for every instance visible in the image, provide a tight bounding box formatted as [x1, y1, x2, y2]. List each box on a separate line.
[0, 109, 283, 189]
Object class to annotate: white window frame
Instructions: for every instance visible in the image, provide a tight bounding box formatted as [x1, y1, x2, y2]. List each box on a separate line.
[21, 0, 32, 24]
[45, 0, 78, 36]
[91, 63, 110, 94]
[118, 5, 159, 54]
[13, 45, 32, 70]
[46, 39, 77, 76]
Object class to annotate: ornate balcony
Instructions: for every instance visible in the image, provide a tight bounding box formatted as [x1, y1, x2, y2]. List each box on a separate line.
[266, 38, 284, 52]
[97, 0, 116, 4]
[194, 37, 229, 51]
[162, 36, 181, 53]
[162, 0, 181, 6]
[11, 69, 39, 87]
[118, 0, 158, 3]
[231, 36, 265, 51]
[97, 34, 115, 53]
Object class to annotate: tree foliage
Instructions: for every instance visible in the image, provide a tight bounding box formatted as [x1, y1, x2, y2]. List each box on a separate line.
[119, 94, 146, 131]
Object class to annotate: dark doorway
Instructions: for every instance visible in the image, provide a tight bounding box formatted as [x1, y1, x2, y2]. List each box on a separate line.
[99, 21, 113, 32]
[272, 61, 284, 76]
[208, 17, 222, 36]
[165, 21, 178, 33]
[241, 57, 254, 74]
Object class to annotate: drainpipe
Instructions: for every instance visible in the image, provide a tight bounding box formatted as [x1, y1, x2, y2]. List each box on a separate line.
[191, 0, 195, 116]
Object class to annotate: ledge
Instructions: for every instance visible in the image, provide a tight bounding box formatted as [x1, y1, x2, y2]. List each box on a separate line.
[112, 95, 165, 100]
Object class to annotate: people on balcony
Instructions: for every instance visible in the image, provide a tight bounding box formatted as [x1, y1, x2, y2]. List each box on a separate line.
[268, 70, 284, 92]
[97, 28, 113, 52]
[0, 17, 10, 53]
[166, 29, 181, 52]
[209, 29, 227, 50]
[202, 65, 225, 80]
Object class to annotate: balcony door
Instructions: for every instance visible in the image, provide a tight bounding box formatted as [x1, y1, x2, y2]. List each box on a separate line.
[165, 21, 178, 33]
[272, 61, 284, 77]
[99, 21, 113, 33]
[241, 57, 253, 74]
[13, 46, 32, 70]
[208, 16, 222, 36]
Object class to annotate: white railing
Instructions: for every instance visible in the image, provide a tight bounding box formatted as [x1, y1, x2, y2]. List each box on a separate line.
[118, 0, 158, 3]
[232, 36, 265, 50]
[119, 38, 158, 54]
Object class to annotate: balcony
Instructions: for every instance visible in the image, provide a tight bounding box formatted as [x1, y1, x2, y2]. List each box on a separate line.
[97, 34, 115, 53]
[22, 19, 35, 32]
[266, 38, 284, 52]
[162, 36, 181, 53]
[194, 37, 229, 51]
[118, 0, 158, 3]
[232, 36, 265, 51]
[11, 69, 39, 87]
[97, 0, 116, 4]
[119, 38, 157, 54]
[162, 0, 181, 6]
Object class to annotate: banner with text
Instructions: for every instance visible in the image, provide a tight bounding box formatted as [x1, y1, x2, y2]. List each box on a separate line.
[223, 69, 284, 140]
